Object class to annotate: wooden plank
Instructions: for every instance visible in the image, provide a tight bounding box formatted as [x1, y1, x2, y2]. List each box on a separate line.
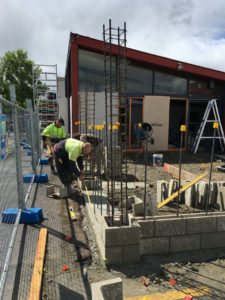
[158, 172, 208, 209]
[28, 228, 47, 300]
[164, 163, 208, 182]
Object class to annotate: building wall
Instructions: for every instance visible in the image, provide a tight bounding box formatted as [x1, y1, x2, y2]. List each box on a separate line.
[72, 45, 225, 148]
[58, 77, 68, 134]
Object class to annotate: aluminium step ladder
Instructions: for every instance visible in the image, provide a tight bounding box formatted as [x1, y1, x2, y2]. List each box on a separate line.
[192, 99, 225, 154]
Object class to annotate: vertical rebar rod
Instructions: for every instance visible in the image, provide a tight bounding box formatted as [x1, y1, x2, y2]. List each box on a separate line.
[85, 81, 88, 136]
[206, 126, 216, 215]
[123, 21, 128, 225]
[177, 130, 184, 218]
[109, 19, 114, 226]
[103, 24, 110, 218]
[143, 132, 149, 219]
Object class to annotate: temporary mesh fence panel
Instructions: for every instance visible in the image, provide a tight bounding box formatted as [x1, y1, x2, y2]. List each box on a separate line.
[0, 87, 40, 299]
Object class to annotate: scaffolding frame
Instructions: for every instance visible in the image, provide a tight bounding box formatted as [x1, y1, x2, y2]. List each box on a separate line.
[32, 64, 58, 131]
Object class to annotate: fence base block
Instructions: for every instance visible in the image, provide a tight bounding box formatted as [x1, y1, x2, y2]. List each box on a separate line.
[2, 208, 44, 224]
[23, 145, 31, 150]
[27, 151, 32, 156]
[40, 159, 49, 165]
[23, 174, 48, 183]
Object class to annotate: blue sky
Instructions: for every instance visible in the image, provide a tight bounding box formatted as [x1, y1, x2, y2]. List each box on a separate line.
[1, 0, 225, 76]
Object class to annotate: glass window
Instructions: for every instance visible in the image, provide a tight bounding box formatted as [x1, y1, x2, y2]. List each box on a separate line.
[154, 71, 187, 95]
[127, 62, 153, 96]
[189, 79, 214, 96]
[79, 49, 104, 92]
[79, 49, 116, 92]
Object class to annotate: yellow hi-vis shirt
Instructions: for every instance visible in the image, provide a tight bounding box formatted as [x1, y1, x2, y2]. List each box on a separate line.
[65, 139, 83, 162]
[42, 122, 66, 139]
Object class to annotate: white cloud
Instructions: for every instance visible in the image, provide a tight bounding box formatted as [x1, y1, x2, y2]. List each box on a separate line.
[1, 0, 225, 76]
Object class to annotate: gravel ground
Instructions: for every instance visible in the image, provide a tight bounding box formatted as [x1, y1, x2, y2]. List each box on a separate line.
[82, 150, 225, 299]
[7, 150, 225, 299]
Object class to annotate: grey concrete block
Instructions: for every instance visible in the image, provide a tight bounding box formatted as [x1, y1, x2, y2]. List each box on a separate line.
[194, 183, 200, 207]
[104, 226, 140, 247]
[46, 185, 54, 197]
[147, 193, 159, 216]
[187, 216, 217, 234]
[105, 246, 123, 265]
[140, 237, 169, 255]
[132, 201, 144, 216]
[127, 196, 136, 209]
[170, 234, 200, 252]
[168, 179, 178, 196]
[198, 181, 208, 207]
[157, 180, 168, 204]
[59, 187, 67, 198]
[201, 232, 225, 249]
[91, 278, 123, 300]
[217, 215, 225, 231]
[184, 185, 196, 207]
[217, 186, 225, 211]
[209, 182, 218, 205]
[154, 218, 186, 237]
[138, 220, 154, 238]
[123, 244, 140, 263]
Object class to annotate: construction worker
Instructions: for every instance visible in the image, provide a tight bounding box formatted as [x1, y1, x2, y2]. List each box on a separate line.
[42, 116, 66, 175]
[53, 138, 92, 195]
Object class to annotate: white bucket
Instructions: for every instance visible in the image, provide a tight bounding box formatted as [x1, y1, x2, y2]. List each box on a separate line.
[153, 154, 163, 166]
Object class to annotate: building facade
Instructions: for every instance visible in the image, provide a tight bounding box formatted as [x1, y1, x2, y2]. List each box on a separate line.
[65, 33, 225, 151]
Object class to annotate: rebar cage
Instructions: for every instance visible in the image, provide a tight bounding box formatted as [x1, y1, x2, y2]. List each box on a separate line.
[103, 19, 128, 226]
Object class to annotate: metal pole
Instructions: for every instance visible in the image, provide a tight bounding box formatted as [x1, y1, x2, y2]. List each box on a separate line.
[177, 126, 185, 217]
[34, 104, 41, 160]
[10, 85, 26, 210]
[206, 123, 217, 215]
[70, 96, 73, 138]
[143, 132, 149, 219]
[135, 123, 141, 184]
[26, 99, 37, 175]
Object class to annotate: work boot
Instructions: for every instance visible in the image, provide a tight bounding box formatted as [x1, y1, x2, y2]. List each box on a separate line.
[51, 167, 57, 175]
[65, 184, 79, 195]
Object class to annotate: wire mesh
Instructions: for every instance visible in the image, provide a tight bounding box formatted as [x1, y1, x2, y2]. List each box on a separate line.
[0, 88, 40, 298]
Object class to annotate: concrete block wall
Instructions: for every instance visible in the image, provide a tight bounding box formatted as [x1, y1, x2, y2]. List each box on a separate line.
[138, 212, 225, 256]
[102, 217, 140, 264]
[85, 192, 225, 264]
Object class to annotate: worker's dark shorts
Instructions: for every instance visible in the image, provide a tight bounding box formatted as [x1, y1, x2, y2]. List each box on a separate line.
[54, 150, 80, 185]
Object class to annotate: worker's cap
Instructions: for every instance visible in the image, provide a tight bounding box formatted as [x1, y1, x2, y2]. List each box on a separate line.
[57, 116, 65, 126]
